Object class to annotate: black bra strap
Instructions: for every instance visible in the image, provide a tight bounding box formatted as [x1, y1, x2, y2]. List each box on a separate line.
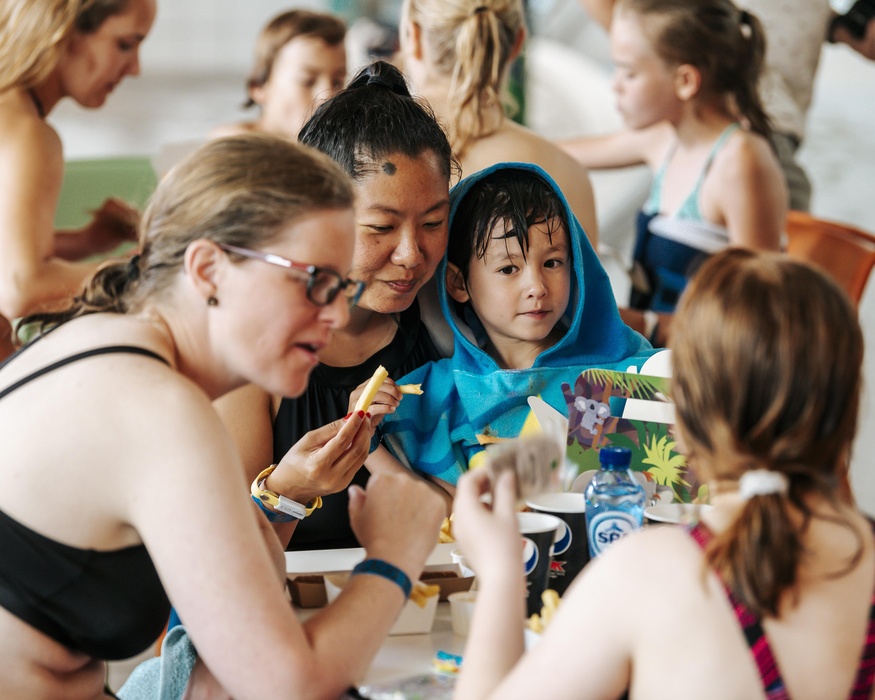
[0, 346, 169, 402]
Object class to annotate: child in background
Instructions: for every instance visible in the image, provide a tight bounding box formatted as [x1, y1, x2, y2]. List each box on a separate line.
[377, 163, 654, 495]
[561, 0, 786, 328]
[211, 9, 347, 140]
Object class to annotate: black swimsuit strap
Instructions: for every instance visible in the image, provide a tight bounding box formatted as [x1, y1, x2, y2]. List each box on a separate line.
[0, 346, 169, 402]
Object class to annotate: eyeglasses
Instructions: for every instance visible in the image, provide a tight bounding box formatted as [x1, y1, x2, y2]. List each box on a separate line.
[218, 243, 365, 309]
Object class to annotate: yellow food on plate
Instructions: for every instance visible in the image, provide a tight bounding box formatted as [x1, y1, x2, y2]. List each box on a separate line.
[354, 365, 389, 413]
[399, 383, 424, 395]
[410, 582, 441, 608]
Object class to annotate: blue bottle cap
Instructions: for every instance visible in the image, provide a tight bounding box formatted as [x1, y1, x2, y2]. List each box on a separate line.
[598, 446, 632, 469]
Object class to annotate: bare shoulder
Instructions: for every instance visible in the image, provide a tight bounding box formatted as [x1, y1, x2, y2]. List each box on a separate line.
[0, 93, 62, 160]
[209, 121, 257, 140]
[713, 128, 781, 180]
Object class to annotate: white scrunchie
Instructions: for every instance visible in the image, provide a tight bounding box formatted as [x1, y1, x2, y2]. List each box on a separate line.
[738, 469, 789, 500]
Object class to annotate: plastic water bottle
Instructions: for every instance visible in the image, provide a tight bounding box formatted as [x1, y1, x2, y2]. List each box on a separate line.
[585, 447, 646, 558]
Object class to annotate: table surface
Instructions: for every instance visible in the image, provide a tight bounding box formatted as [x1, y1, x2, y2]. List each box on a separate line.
[287, 543, 467, 688]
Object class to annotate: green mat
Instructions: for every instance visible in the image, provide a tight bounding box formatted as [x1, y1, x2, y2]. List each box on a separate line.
[54, 156, 157, 230]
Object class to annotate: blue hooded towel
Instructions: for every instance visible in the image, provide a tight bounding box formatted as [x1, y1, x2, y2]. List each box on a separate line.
[378, 162, 654, 486]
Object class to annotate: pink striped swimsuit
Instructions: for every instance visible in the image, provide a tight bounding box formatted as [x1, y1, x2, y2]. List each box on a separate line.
[689, 522, 875, 700]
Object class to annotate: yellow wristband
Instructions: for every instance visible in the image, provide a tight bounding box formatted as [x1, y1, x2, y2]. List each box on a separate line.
[250, 465, 323, 520]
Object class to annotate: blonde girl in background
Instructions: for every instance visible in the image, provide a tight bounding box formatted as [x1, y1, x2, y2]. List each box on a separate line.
[0, 0, 155, 339]
[211, 8, 347, 140]
[562, 0, 786, 344]
[452, 249, 874, 700]
[398, 0, 599, 245]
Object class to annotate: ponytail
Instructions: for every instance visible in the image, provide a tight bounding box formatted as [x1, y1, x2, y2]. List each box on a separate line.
[449, 8, 510, 156]
[732, 9, 771, 139]
[406, 0, 523, 157]
[671, 249, 866, 618]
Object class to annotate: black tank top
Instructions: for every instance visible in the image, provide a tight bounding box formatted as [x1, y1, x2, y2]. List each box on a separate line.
[0, 345, 172, 660]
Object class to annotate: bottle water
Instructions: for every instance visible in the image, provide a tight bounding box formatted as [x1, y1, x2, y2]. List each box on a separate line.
[585, 447, 646, 558]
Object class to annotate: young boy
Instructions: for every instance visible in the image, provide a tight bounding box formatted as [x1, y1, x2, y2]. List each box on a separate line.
[378, 163, 655, 493]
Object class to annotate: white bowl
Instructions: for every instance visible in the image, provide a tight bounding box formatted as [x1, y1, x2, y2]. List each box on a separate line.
[644, 503, 712, 525]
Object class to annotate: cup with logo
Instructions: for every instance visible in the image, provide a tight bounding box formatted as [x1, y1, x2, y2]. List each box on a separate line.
[516, 511, 562, 617]
[525, 492, 589, 596]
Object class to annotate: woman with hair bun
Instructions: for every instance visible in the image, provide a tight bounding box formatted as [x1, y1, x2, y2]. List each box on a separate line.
[215, 60, 458, 552]
[450, 248, 874, 700]
[397, 0, 599, 245]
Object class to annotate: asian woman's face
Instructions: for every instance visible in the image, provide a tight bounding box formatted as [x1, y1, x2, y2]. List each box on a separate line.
[351, 151, 450, 315]
[59, 0, 156, 108]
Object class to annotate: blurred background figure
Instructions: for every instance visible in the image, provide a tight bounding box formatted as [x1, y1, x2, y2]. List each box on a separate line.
[0, 0, 155, 350]
[576, 0, 875, 212]
[561, 0, 786, 344]
[397, 0, 600, 245]
[211, 8, 347, 140]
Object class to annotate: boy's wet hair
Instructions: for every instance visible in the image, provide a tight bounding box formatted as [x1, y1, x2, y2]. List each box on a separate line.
[448, 167, 569, 283]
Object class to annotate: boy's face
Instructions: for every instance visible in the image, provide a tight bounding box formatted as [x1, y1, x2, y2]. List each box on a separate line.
[252, 35, 347, 138]
[449, 218, 571, 368]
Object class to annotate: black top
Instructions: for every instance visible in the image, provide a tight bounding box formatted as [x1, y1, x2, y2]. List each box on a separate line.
[0, 345, 172, 659]
[274, 301, 442, 550]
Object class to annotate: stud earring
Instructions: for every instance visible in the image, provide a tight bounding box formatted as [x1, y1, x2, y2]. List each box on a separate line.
[207, 296, 218, 307]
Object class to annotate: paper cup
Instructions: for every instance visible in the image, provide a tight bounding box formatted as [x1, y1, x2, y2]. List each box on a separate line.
[448, 591, 477, 636]
[525, 492, 589, 596]
[517, 511, 562, 618]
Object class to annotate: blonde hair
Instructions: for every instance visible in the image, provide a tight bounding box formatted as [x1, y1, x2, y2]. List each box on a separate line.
[671, 249, 864, 617]
[406, 0, 524, 157]
[21, 134, 354, 330]
[0, 0, 130, 93]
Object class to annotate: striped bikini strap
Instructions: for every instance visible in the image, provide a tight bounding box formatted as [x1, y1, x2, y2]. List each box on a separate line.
[688, 522, 790, 699]
[848, 519, 875, 699]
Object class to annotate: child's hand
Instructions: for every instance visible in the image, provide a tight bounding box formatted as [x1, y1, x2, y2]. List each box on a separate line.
[452, 468, 521, 583]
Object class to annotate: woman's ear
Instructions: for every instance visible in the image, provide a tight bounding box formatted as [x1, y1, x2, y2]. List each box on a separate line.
[674, 63, 701, 102]
[184, 239, 222, 305]
[445, 262, 470, 304]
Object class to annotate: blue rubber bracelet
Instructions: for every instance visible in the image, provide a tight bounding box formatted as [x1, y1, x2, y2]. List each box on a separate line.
[351, 558, 412, 599]
[251, 494, 295, 523]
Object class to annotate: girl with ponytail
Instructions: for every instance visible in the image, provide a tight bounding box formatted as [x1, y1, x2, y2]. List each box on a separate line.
[562, 0, 787, 334]
[398, 0, 600, 245]
[450, 249, 875, 700]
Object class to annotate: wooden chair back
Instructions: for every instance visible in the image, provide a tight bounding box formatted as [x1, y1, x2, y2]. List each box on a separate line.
[785, 210, 875, 308]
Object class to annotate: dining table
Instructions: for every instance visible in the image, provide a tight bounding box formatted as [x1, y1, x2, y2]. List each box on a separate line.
[285, 543, 468, 696]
